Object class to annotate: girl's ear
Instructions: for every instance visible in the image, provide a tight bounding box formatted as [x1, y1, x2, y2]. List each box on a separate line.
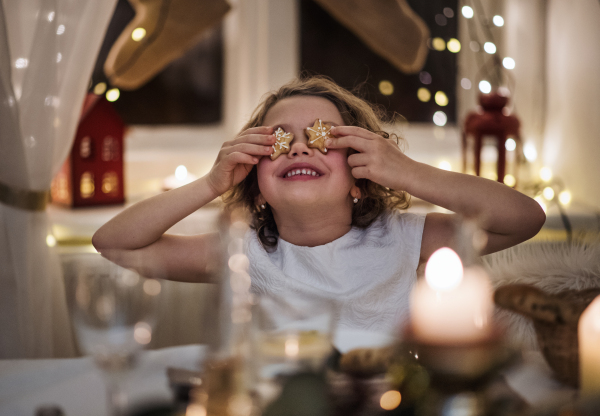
[255, 194, 266, 206]
[350, 185, 361, 200]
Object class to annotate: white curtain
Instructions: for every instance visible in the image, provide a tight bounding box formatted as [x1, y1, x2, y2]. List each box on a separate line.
[0, 0, 117, 358]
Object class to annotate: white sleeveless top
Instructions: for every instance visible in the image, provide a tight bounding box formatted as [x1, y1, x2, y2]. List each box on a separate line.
[245, 211, 426, 333]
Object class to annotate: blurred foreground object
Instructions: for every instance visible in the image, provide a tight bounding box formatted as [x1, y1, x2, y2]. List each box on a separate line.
[313, 0, 429, 74]
[0, 0, 117, 358]
[51, 94, 125, 207]
[495, 284, 600, 388]
[104, 0, 230, 90]
[462, 92, 522, 185]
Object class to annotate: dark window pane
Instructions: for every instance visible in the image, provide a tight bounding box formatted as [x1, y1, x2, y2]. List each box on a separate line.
[90, 0, 223, 125]
[300, 0, 458, 124]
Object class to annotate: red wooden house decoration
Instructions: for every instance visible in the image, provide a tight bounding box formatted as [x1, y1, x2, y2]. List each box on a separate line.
[51, 94, 125, 207]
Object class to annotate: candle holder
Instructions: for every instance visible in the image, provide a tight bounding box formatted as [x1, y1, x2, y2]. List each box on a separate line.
[388, 327, 520, 416]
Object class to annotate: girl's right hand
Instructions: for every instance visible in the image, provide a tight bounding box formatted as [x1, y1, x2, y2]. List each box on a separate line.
[206, 126, 276, 197]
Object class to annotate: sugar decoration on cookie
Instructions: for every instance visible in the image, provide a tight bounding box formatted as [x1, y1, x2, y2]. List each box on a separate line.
[270, 127, 294, 160]
[306, 119, 332, 154]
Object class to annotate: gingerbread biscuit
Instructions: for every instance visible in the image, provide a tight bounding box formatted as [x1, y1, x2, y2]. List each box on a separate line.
[306, 119, 333, 154]
[271, 127, 294, 160]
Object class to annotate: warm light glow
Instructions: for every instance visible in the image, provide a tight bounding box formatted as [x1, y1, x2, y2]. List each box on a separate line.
[435, 91, 449, 106]
[46, 234, 57, 247]
[175, 165, 188, 180]
[379, 80, 394, 95]
[106, 88, 120, 102]
[15, 58, 28, 69]
[461, 78, 472, 90]
[493, 15, 504, 26]
[559, 190, 572, 205]
[94, 82, 107, 95]
[131, 27, 146, 41]
[186, 403, 207, 416]
[417, 88, 431, 102]
[524, 142, 538, 161]
[380, 390, 402, 410]
[503, 57, 516, 70]
[57, 24, 65, 35]
[447, 38, 461, 53]
[134, 322, 152, 345]
[433, 111, 447, 127]
[438, 161, 452, 171]
[479, 80, 492, 94]
[462, 6, 474, 18]
[505, 138, 516, 151]
[47, 11, 55, 22]
[425, 248, 463, 291]
[503, 174, 516, 187]
[285, 337, 299, 357]
[228, 253, 250, 273]
[143, 279, 162, 296]
[432, 37, 446, 51]
[540, 167, 553, 181]
[543, 186, 555, 200]
[535, 196, 548, 213]
[483, 42, 496, 54]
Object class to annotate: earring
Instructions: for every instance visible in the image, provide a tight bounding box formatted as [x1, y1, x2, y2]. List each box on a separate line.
[353, 197, 359, 204]
[261, 204, 266, 209]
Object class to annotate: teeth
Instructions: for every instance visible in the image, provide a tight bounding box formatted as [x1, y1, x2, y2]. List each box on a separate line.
[284, 168, 320, 177]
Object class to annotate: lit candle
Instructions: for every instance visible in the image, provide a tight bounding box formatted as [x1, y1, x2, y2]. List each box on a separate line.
[410, 248, 493, 344]
[578, 295, 600, 395]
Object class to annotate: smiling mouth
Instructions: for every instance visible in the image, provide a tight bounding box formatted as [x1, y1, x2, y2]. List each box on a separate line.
[282, 168, 322, 178]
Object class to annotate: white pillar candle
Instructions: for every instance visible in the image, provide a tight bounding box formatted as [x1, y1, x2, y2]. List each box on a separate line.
[579, 295, 600, 395]
[410, 248, 493, 345]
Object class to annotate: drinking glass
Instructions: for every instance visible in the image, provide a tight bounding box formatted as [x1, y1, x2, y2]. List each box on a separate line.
[251, 290, 337, 407]
[69, 253, 162, 416]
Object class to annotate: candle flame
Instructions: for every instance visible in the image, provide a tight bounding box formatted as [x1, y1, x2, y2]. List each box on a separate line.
[425, 247, 463, 291]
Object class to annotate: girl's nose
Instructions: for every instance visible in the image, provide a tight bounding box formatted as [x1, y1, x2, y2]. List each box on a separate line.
[287, 134, 314, 157]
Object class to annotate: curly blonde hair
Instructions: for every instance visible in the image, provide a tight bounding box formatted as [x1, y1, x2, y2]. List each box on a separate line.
[223, 76, 410, 249]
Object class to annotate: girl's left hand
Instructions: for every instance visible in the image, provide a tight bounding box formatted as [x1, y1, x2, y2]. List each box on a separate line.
[327, 126, 415, 191]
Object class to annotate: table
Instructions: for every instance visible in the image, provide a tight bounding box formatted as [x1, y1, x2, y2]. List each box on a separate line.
[0, 345, 206, 416]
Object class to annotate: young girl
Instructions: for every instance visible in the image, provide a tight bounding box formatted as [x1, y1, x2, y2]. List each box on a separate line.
[92, 76, 545, 332]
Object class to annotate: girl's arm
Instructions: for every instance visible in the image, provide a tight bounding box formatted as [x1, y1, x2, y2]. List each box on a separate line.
[92, 126, 276, 281]
[326, 126, 546, 263]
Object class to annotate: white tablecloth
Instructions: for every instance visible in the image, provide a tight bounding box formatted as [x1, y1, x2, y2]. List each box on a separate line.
[0, 345, 206, 416]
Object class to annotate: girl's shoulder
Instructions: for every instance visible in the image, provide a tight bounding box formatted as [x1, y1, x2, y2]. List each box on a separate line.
[375, 209, 427, 233]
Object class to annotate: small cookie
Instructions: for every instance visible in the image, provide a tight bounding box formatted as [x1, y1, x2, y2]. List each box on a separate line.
[271, 127, 294, 160]
[306, 119, 333, 154]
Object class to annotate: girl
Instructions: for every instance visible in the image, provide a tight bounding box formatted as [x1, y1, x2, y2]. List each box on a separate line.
[93, 76, 545, 331]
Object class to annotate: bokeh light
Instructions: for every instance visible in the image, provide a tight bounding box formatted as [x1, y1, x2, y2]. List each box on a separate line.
[540, 167, 553, 181]
[433, 111, 447, 127]
[106, 88, 120, 102]
[417, 88, 431, 102]
[503, 57, 516, 69]
[559, 191, 572, 205]
[379, 80, 394, 96]
[503, 174, 516, 187]
[435, 91, 449, 106]
[505, 138, 516, 151]
[447, 38, 461, 53]
[484, 42, 496, 54]
[462, 6, 474, 18]
[493, 15, 504, 26]
[380, 390, 402, 410]
[479, 81, 492, 94]
[131, 27, 146, 41]
[461, 78, 472, 90]
[543, 186, 555, 200]
[432, 37, 446, 51]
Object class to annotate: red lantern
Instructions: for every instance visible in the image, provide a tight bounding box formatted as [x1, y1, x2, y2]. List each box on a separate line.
[462, 92, 522, 185]
[51, 94, 126, 207]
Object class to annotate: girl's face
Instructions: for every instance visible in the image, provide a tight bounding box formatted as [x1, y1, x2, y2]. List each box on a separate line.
[257, 95, 355, 213]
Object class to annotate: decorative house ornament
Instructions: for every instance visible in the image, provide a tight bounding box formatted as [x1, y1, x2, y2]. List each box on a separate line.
[51, 94, 126, 207]
[462, 92, 522, 186]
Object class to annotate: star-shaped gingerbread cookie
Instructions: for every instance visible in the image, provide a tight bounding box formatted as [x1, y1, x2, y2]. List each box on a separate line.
[271, 127, 294, 160]
[306, 119, 333, 154]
